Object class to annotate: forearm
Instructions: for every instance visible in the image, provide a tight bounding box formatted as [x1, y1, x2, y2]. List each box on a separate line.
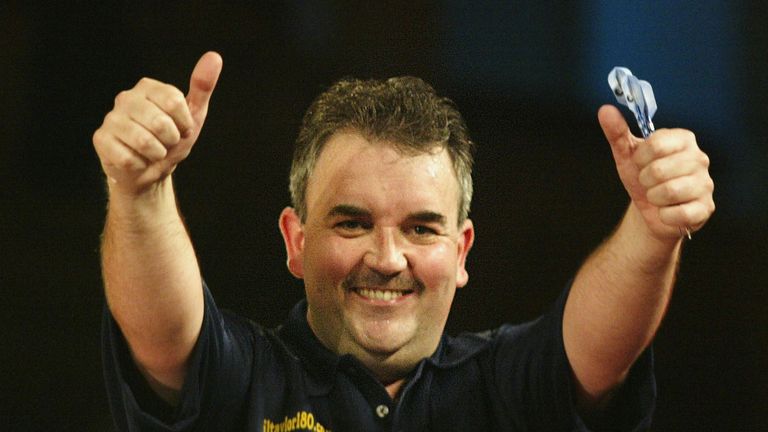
[92, 53, 223, 403]
[563, 204, 680, 402]
[102, 177, 203, 379]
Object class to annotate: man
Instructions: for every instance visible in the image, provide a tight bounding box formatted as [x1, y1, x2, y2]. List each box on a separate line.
[94, 52, 714, 431]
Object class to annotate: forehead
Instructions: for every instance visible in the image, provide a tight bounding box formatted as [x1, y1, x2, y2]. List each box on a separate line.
[305, 132, 460, 220]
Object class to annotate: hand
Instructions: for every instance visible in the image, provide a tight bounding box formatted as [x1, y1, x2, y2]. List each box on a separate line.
[598, 105, 715, 241]
[93, 52, 223, 196]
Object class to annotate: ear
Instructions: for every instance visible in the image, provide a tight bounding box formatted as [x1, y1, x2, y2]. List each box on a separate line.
[455, 218, 475, 288]
[279, 207, 305, 279]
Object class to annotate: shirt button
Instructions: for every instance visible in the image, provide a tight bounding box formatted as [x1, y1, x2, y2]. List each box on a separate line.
[375, 404, 390, 418]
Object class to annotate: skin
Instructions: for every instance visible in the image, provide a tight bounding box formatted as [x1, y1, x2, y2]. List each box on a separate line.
[278, 133, 474, 394]
[93, 52, 222, 403]
[93, 52, 714, 410]
[564, 108, 715, 410]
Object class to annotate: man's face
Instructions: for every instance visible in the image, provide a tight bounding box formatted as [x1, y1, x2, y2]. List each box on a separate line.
[280, 132, 474, 381]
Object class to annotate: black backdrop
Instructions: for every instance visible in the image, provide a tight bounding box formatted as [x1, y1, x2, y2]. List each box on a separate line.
[2, 3, 766, 431]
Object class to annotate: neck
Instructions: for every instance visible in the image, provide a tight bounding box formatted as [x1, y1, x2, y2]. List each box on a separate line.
[385, 378, 407, 400]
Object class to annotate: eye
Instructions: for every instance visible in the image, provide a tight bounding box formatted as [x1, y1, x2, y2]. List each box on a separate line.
[412, 225, 437, 236]
[336, 220, 361, 229]
[333, 219, 372, 235]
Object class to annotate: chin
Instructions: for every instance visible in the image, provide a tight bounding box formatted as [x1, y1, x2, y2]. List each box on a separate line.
[352, 323, 414, 356]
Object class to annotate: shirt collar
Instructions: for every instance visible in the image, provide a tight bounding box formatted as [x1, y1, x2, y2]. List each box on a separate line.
[277, 300, 491, 394]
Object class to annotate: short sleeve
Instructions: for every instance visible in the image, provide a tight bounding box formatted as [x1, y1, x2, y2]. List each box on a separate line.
[491, 283, 656, 431]
[102, 282, 258, 431]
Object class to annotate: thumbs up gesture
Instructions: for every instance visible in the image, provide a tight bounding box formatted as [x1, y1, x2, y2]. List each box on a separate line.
[598, 104, 715, 241]
[93, 52, 223, 196]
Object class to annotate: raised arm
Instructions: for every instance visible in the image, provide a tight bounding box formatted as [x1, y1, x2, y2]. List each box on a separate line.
[563, 105, 715, 411]
[93, 52, 223, 403]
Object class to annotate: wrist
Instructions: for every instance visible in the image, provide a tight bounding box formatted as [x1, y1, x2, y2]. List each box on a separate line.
[106, 177, 181, 230]
[619, 204, 682, 267]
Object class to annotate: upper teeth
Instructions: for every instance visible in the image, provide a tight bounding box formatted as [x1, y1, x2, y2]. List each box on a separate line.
[357, 288, 405, 301]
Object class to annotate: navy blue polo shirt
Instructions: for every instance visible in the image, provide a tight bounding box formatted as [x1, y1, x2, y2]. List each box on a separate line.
[103, 283, 655, 431]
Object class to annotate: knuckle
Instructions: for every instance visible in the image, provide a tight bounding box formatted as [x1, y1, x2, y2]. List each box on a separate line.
[148, 115, 168, 135]
[170, 86, 186, 101]
[705, 176, 715, 192]
[683, 129, 697, 142]
[103, 110, 120, 126]
[671, 128, 695, 142]
[162, 89, 187, 113]
[134, 130, 154, 152]
[663, 181, 679, 198]
[137, 77, 154, 88]
[649, 162, 665, 182]
[643, 137, 659, 153]
[150, 116, 177, 142]
[92, 128, 105, 146]
[638, 170, 651, 187]
[114, 153, 139, 171]
[699, 151, 710, 167]
[647, 140, 665, 158]
[682, 204, 697, 220]
[114, 90, 129, 106]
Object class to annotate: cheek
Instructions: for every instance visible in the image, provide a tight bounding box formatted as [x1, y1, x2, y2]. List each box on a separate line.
[304, 235, 363, 284]
[411, 242, 456, 286]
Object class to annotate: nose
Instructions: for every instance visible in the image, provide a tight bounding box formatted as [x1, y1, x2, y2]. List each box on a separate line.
[363, 227, 408, 276]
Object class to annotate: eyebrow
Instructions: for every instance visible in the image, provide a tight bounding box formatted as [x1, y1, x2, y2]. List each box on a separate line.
[406, 211, 447, 227]
[327, 205, 371, 219]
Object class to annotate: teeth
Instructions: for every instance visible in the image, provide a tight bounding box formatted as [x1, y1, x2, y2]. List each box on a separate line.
[357, 288, 407, 301]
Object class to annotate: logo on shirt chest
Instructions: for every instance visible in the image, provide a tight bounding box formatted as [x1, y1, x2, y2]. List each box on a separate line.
[263, 410, 332, 432]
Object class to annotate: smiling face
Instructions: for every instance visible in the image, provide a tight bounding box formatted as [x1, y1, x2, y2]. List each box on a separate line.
[279, 132, 474, 383]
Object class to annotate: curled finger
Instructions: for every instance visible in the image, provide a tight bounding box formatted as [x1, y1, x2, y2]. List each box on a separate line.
[93, 130, 149, 178]
[633, 129, 695, 168]
[638, 155, 701, 189]
[645, 175, 712, 207]
[145, 82, 195, 137]
[103, 111, 168, 162]
[658, 200, 714, 231]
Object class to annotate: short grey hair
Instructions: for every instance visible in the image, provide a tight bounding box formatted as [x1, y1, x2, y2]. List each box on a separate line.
[289, 76, 475, 225]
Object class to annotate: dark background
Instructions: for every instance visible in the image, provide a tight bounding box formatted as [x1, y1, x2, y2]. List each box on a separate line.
[2, 2, 766, 431]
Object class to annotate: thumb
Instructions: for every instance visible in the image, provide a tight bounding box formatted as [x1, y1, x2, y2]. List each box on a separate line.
[598, 104, 646, 206]
[598, 104, 638, 162]
[186, 51, 223, 120]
